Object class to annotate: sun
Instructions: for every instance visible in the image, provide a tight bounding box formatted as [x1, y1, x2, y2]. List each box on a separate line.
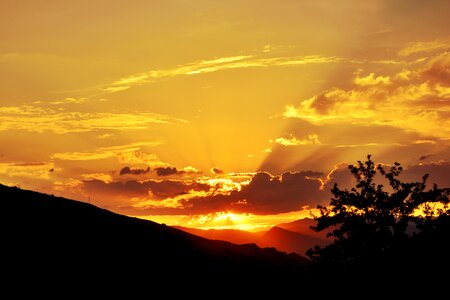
[196, 211, 255, 231]
[212, 211, 246, 223]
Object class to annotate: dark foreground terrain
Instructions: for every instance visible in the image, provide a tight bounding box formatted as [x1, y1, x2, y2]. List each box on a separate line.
[3, 183, 449, 294]
[1, 184, 313, 290]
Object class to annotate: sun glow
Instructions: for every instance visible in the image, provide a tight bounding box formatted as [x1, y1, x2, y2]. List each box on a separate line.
[188, 211, 258, 231]
[139, 209, 317, 232]
[196, 177, 243, 193]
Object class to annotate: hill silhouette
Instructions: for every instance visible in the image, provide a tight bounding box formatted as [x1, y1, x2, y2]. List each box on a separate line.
[0, 183, 310, 288]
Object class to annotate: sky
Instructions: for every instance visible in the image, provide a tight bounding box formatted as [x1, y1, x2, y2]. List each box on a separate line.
[1, 0, 449, 231]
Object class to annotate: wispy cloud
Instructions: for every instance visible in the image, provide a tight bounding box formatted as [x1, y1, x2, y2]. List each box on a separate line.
[271, 134, 321, 146]
[413, 139, 437, 145]
[33, 97, 99, 105]
[0, 161, 55, 179]
[81, 173, 113, 183]
[52, 142, 161, 161]
[334, 143, 382, 148]
[116, 151, 165, 166]
[103, 86, 133, 93]
[399, 38, 450, 57]
[0, 105, 187, 134]
[103, 54, 342, 93]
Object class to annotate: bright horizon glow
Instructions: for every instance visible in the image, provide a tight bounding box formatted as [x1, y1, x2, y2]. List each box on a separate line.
[137, 209, 318, 232]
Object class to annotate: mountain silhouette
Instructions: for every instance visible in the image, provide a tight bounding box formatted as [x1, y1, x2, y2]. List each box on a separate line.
[276, 218, 332, 239]
[1, 183, 310, 288]
[174, 226, 263, 245]
[176, 221, 329, 256]
[259, 226, 327, 256]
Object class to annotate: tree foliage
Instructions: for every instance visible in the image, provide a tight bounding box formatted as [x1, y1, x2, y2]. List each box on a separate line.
[307, 155, 450, 267]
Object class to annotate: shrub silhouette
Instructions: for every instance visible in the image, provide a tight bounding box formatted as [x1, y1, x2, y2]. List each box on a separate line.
[307, 155, 450, 269]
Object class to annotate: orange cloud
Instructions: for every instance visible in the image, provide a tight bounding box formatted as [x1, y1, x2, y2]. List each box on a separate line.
[131, 189, 211, 211]
[0, 105, 187, 134]
[283, 51, 450, 138]
[102, 54, 341, 93]
[81, 173, 113, 183]
[354, 72, 391, 86]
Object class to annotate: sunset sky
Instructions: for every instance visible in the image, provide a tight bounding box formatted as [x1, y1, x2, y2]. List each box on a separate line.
[1, 0, 449, 231]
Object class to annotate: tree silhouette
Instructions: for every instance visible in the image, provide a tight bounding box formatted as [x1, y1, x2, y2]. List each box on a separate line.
[307, 155, 450, 269]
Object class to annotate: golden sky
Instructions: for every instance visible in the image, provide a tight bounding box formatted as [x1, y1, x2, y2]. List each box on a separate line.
[1, 0, 449, 230]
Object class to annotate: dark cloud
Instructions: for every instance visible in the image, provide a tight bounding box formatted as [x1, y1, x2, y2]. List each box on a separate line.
[154, 166, 201, 176]
[320, 162, 391, 193]
[119, 166, 150, 176]
[322, 160, 450, 195]
[400, 161, 450, 188]
[321, 163, 354, 192]
[211, 167, 224, 175]
[155, 167, 179, 176]
[419, 154, 431, 161]
[82, 179, 211, 201]
[297, 170, 323, 178]
[180, 171, 327, 215]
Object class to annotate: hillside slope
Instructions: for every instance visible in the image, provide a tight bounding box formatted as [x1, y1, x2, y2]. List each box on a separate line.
[0, 184, 309, 284]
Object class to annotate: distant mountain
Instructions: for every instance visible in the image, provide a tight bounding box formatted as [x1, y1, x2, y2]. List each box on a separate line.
[0, 184, 309, 286]
[259, 226, 328, 255]
[276, 218, 331, 239]
[174, 226, 263, 245]
[276, 217, 317, 232]
[176, 219, 330, 256]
